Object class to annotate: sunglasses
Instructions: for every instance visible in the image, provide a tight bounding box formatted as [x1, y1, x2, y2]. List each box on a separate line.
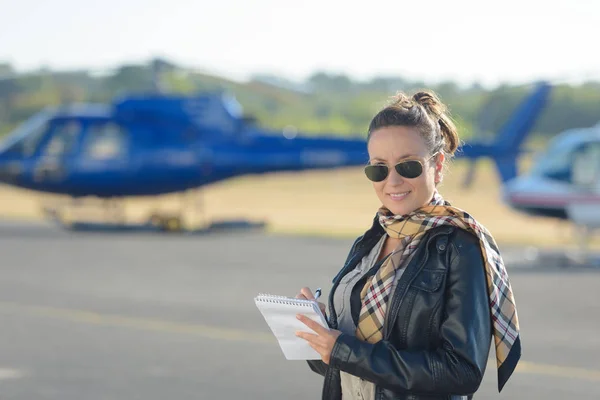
[364, 153, 438, 182]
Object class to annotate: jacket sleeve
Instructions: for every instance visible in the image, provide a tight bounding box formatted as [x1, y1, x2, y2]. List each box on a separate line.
[328, 232, 493, 396]
[306, 359, 328, 376]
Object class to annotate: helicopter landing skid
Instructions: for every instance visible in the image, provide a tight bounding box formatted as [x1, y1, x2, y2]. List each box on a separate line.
[140, 190, 267, 234]
[564, 225, 600, 269]
[145, 189, 204, 232]
[41, 197, 127, 229]
[40, 191, 267, 234]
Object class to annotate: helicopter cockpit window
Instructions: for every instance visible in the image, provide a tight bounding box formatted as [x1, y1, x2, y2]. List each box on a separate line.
[530, 143, 573, 182]
[82, 122, 128, 160]
[534, 141, 600, 186]
[0, 111, 52, 157]
[41, 121, 82, 157]
[6, 122, 49, 157]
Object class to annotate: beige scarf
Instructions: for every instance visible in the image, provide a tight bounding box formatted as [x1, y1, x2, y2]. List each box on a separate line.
[355, 191, 520, 392]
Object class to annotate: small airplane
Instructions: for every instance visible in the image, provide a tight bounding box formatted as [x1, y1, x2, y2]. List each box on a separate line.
[502, 122, 600, 265]
[0, 82, 551, 231]
[503, 121, 600, 220]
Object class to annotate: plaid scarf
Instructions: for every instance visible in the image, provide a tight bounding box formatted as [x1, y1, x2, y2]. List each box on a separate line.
[355, 191, 520, 392]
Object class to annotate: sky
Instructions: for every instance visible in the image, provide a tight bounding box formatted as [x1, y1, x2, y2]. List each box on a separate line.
[1, 0, 599, 88]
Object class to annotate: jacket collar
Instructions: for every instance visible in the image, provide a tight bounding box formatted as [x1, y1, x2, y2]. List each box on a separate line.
[363, 213, 384, 240]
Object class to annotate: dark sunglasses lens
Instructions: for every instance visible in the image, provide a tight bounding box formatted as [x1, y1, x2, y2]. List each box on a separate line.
[395, 160, 423, 178]
[365, 165, 388, 182]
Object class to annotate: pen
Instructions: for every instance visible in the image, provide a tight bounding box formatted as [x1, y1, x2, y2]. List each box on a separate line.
[314, 288, 322, 300]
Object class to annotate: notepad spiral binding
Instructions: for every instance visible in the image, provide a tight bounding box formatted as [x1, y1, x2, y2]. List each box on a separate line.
[255, 293, 315, 307]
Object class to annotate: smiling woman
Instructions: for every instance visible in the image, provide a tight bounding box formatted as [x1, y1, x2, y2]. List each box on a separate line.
[295, 90, 521, 400]
[365, 126, 443, 216]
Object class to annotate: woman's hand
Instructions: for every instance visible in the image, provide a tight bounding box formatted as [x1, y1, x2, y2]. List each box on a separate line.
[295, 314, 342, 365]
[296, 287, 326, 315]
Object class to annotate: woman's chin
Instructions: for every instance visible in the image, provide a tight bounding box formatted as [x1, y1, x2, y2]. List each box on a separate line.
[385, 205, 412, 216]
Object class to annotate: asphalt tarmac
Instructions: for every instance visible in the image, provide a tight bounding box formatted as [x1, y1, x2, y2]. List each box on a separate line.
[0, 220, 599, 399]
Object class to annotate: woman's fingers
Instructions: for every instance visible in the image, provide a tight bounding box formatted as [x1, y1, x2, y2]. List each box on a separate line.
[300, 287, 315, 300]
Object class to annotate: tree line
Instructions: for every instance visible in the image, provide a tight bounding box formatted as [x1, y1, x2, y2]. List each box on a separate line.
[1, 59, 599, 142]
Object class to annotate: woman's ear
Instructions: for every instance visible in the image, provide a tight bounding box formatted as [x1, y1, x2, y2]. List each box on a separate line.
[434, 153, 445, 184]
[436, 152, 445, 167]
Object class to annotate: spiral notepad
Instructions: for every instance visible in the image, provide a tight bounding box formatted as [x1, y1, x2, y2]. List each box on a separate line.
[254, 293, 329, 360]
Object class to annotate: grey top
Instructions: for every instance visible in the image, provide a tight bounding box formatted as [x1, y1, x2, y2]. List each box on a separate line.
[333, 234, 386, 336]
[332, 234, 416, 400]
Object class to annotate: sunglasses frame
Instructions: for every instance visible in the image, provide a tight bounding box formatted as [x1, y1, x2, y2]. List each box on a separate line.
[364, 152, 439, 182]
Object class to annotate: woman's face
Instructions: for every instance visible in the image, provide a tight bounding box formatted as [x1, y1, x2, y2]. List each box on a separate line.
[367, 126, 443, 216]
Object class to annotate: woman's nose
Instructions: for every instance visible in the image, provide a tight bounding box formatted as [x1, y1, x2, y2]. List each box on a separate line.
[387, 167, 405, 185]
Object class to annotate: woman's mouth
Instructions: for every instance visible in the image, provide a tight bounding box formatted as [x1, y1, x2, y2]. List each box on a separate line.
[389, 191, 411, 201]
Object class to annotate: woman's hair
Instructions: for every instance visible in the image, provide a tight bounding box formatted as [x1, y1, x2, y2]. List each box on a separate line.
[367, 90, 460, 160]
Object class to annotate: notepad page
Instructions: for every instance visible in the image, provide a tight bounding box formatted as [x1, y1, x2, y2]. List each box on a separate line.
[255, 294, 329, 360]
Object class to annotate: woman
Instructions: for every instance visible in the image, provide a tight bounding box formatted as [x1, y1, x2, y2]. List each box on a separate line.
[295, 91, 521, 400]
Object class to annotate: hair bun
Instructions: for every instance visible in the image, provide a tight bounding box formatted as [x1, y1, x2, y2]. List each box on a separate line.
[412, 91, 459, 156]
[412, 91, 445, 116]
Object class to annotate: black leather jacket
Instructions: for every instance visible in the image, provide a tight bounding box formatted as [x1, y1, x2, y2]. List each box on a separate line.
[307, 216, 493, 400]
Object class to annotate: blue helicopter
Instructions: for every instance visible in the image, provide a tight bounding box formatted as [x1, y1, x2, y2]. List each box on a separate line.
[0, 81, 551, 231]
